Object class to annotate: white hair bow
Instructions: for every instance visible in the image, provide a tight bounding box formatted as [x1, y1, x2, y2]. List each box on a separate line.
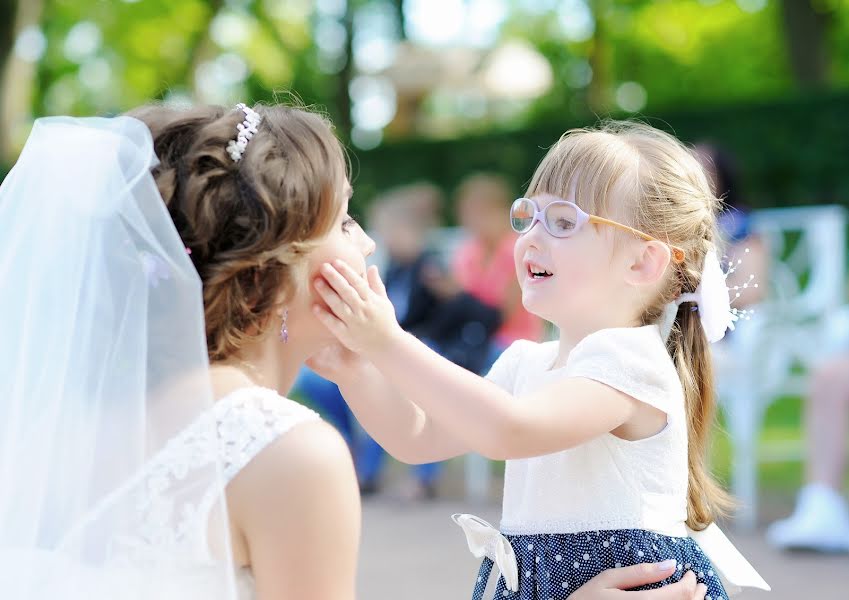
[659, 249, 754, 343]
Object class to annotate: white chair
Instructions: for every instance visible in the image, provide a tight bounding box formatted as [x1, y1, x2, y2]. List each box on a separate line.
[715, 205, 849, 529]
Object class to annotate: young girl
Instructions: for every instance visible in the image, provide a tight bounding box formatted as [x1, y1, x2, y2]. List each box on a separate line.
[309, 121, 770, 599]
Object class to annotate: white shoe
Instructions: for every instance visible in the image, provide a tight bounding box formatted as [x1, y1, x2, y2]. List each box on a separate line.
[766, 483, 849, 552]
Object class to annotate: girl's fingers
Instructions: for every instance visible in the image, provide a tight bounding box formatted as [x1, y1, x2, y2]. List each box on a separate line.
[334, 260, 371, 300]
[367, 265, 387, 297]
[312, 304, 349, 339]
[320, 264, 362, 310]
[314, 278, 354, 320]
[692, 583, 707, 600]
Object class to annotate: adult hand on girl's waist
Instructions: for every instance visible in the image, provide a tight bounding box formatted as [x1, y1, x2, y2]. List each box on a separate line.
[452, 514, 771, 596]
[453, 513, 711, 599]
[571, 562, 708, 599]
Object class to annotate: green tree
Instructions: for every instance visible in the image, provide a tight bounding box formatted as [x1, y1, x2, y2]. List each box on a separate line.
[0, 0, 19, 159]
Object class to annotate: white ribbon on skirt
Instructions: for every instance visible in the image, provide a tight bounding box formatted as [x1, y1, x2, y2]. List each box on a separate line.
[452, 514, 520, 592]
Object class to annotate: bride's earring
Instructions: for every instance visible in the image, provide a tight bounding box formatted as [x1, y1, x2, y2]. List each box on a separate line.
[279, 308, 289, 343]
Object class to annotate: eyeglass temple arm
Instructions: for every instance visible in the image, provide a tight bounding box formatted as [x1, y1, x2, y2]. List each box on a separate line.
[588, 215, 686, 264]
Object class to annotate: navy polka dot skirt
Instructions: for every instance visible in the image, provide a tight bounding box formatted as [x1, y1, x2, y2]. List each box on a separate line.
[471, 529, 728, 600]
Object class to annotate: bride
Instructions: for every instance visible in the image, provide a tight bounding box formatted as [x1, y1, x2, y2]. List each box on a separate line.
[0, 103, 707, 600]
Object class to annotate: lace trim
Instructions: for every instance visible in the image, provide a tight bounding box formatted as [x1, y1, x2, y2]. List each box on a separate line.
[213, 387, 320, 484]
[69, 387, 319, 564]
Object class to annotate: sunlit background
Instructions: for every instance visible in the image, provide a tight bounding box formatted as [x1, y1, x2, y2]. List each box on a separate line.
[2, 0, 848, 209]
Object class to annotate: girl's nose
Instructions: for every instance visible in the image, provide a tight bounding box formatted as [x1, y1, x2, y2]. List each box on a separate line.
[522, 218, 547, 247]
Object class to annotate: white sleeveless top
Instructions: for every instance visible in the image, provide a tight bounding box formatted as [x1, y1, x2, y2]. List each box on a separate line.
[132, 386, 320, 600]
[487, 324, 690, 537]
[212, 387, 321, 599]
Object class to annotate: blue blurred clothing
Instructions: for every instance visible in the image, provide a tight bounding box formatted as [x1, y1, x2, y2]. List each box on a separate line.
[293, 366, 441, 487]
[294, 367, 356, 446]
[718, 207, 751, 244]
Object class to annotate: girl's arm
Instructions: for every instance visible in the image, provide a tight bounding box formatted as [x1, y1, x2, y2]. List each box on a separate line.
[306, 343, 471, 464]
[313, 261, 652, 461]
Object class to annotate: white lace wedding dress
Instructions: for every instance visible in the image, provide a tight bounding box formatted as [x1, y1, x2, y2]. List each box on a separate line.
[8, 386, 322, 600]
[213, 387, 321, 599]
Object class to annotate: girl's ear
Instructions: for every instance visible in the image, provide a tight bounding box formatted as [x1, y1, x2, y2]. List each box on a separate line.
[624, 240, 672, 287]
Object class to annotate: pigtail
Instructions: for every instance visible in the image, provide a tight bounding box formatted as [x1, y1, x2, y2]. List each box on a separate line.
[669, 302, 734, 530]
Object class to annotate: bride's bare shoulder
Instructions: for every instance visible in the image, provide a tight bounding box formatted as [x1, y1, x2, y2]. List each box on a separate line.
[224, 389, 357, 520]
[225, 402, 359, 582]
[230, 413, 352, 489]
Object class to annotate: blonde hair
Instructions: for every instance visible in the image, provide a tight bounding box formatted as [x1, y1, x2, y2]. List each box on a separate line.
[527, 120, 731, 530]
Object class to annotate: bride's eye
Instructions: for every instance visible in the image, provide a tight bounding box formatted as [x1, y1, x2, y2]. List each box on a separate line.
[342, 215, 358, 233]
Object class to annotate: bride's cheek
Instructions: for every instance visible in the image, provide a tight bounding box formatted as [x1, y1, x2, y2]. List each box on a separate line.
[304, 280, 332, 314]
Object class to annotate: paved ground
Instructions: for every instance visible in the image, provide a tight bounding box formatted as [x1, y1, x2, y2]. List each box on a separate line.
[356, 471, 846, 599]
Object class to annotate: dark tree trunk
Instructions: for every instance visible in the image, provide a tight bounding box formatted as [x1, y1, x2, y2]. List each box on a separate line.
[780, 0, 833, 89]
[0, 0, 19, 165]
[389, 0, 406, 40]
[335, 2, 354, 140]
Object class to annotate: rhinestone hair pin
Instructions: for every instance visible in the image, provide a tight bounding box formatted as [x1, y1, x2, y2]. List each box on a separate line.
[724, 247, 757, 323]
[226, 102, 262, 162]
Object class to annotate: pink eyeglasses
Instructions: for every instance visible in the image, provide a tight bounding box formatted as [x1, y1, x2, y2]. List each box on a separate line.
[510, 195, 686, 264]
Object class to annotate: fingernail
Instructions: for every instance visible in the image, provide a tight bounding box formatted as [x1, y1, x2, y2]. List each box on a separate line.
[656, 559, 676, 571]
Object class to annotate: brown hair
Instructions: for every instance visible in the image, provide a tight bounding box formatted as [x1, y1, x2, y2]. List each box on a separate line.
[128, 103, 346, 361]
[527, 120, 732, 530]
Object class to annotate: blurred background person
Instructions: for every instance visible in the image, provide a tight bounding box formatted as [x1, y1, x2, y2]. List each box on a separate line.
[766, 349, 849, 553]
[447, 173, 544, 363]
[296, 182, 503, 500]
[357, 183, 449, 500]
[695, 143, 768, 309]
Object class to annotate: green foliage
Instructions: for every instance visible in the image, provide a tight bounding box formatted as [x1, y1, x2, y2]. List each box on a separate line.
[610, 0, 795, 107]
[486, 1, 848, 128]
[35, 0, 215, 114]
[352, 91, 849, 219]
[5, 0, 849, 209]
[31, 0, 338, 118]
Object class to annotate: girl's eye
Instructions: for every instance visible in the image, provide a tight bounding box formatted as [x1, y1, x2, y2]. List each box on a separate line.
[553, 217, 576, 232]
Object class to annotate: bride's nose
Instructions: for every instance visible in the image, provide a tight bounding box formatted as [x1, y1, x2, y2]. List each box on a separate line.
[361, 231, 377, 258]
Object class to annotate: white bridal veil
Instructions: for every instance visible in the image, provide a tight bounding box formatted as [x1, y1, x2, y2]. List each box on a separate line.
[0, 116, 237, 599]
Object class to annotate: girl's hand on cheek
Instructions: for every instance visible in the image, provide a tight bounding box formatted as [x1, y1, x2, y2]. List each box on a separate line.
[305, 341, 371, 385]
[312, 262, 403, 356]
